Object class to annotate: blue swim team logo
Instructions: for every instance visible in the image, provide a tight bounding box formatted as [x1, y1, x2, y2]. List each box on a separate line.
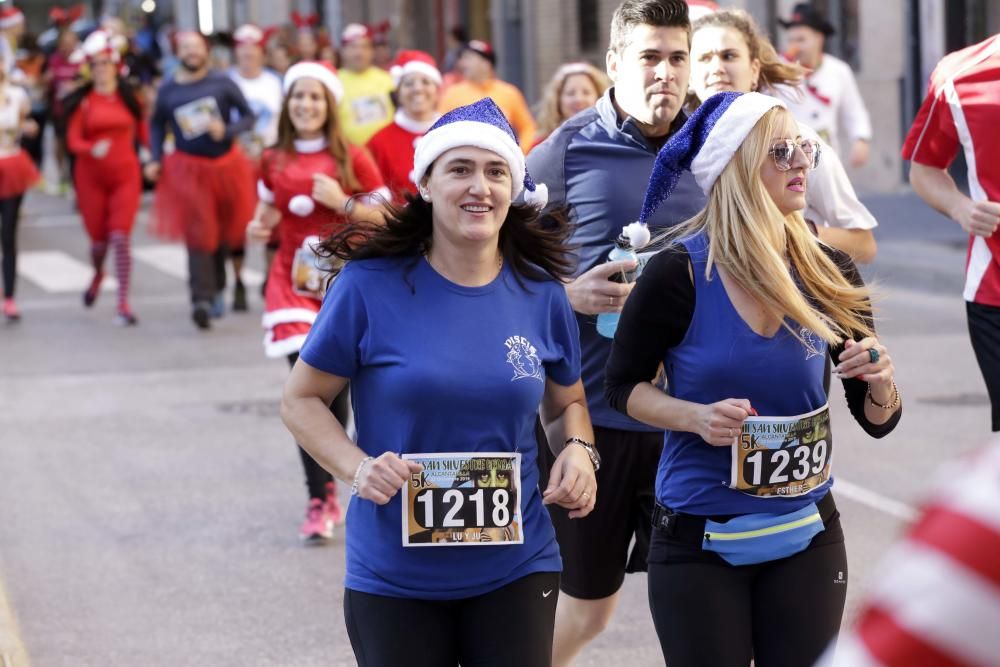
[505, 335, 543, 381]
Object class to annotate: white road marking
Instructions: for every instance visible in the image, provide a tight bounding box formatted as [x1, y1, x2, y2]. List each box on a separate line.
[16, 251, 117, 293]
[132, 245, 264, 287]
[835, 478, 920, 523]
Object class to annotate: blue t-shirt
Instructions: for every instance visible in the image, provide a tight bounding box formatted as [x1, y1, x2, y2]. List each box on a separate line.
[528, 89, 706, 431]
[299, 256, 580, 599]
[659, 233, 832, 515]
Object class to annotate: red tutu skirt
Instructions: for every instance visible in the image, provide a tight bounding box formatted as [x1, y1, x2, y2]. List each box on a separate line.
[0, 150, 40, 199]
[151, 146, 256, 252]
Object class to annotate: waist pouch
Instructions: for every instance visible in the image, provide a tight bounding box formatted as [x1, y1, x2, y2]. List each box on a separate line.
[701, 503, 824, 566]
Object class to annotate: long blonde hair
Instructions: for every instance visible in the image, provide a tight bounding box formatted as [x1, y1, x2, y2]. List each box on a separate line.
[664, 108, 873, 346]
[534, 63, 610, 140]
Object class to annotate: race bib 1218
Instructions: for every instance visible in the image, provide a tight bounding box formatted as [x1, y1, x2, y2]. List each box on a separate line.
[730, 404, 832, 498]
[402, 452, 523, 547]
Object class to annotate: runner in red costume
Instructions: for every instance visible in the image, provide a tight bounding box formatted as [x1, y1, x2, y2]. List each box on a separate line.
[246, 61, 387, 543]
[366, 50, 441, 204]
[66, 30, 146, 325]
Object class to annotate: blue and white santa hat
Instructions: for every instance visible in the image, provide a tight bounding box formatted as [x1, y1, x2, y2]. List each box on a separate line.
[411, 97, 547, 207]
[623, 91, 786, 248]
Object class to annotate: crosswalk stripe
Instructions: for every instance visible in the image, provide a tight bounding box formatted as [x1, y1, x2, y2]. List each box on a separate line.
[132, 245, 265, 287]
[17, 251, 117, 293]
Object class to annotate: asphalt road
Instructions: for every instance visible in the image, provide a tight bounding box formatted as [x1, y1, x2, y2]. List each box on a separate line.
[0, 186, 990, 667]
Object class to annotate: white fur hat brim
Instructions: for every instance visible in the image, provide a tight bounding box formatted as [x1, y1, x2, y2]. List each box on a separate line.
[690, 93, 785, 194]
[283, 62, 344, 104]
[390, 61, 443, 88]
[410, 120, 525, 198]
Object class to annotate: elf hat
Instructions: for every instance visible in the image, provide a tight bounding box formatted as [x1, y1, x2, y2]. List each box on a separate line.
[283, 60, 343, 103]
[0, 7, 23, 30]
[411, 97, 547, 207]
[624, 91, 785, 248]
[390, 50, 442, 87]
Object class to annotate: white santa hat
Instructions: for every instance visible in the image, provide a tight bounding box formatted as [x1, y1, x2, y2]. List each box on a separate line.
[686, 0, 720, 22]
[389, 50, 442, 88]
[283, 61, 343, 104]
[70, 30, 126, 65]
[340, 23, 372, 45]
[411, 97, 547, 207]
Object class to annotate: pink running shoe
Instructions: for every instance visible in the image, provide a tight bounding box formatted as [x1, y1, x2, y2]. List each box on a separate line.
[3, 297, 20, 321]
[300, 498, 334, 544]
[324, 481, 344, 525]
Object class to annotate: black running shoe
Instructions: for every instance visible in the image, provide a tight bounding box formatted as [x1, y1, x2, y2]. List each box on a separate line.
[232, 280, 247, 312]
[192, 302, 211, 330]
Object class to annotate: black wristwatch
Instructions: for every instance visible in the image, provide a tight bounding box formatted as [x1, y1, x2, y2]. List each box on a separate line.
[565, 437, 601, 472]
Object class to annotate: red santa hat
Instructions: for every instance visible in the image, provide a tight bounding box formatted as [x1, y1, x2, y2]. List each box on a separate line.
[70, 29, 125, 65]
[389, 50, 442, 88]
[283, 60, 343, 103]
[341, 23, 372, 45]
[0, 7, 24, 30]
[234, 24, 265, 47]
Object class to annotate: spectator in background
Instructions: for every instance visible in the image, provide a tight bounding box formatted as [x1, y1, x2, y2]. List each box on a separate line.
[16, 33, 47, 168]
[441, 25, 467, 90]
[291, 12, 321, 62]
[773, 2, 872, 168]
[46, 27, 82, 195]
[0, 6, 24, 76]
[337, 23, 395, 146]
[229, 24, 283, 159]
[266, 36, 293, 78]
[439, 39, 536, 152]
[371, 20, 393, 70]
[904, 34, 1000, 435]
[366, 50, 441, 203]
[532, 62, 610, 150]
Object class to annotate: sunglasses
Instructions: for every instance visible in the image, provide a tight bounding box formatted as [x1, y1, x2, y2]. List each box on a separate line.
[768, 139, 821, 171]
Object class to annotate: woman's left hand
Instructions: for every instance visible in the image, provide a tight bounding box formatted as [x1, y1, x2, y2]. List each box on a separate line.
[833, 337, 895, 390]
[312, 173, 348, 213]
[543, 445, 597, 519]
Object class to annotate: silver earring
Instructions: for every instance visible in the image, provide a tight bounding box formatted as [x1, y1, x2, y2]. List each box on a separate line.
[419, 188, 431, 202]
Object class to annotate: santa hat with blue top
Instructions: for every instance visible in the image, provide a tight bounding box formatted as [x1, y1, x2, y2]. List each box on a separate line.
[623, 91, 786, 249]
[410, 97, 548, 208]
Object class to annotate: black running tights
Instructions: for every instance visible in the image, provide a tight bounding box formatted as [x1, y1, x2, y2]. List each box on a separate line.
[647, 524, 848, 667]
[287, 352, 350, 499]
[1, 195, 24, 298]
[344, 571, 560, 667]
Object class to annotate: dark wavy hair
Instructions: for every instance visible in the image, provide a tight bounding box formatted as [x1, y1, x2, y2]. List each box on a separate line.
[63, 77, 144, 122]
[316, 193, 576, 291]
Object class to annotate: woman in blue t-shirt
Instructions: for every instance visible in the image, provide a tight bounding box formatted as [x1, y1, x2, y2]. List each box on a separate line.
[605, 92, 902, 666]
[281, 97, 598, 667]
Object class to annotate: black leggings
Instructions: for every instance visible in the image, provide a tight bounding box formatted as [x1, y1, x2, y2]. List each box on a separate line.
[967, 301, 1000, 431]
[1, 195, 24, 298]
[344, 571, 560, 667]
[647, 516, 847, 667]
[287, 352, 350, 499]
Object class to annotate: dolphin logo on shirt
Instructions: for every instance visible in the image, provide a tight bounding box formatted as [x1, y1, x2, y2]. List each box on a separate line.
[504, 335, 543, 381]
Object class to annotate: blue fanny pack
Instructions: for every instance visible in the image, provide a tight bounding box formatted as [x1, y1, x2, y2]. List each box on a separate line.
[701, 503, 824, 566]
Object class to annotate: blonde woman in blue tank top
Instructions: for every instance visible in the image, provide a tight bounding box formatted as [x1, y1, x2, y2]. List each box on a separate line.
[605, 92, 902, 666]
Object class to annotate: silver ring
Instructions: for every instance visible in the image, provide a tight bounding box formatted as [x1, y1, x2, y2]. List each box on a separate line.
[868, 348, 880, 364]
[608, 296, 614, 307]
[582, 491, 591, 500]
[728, 427, 734, 438]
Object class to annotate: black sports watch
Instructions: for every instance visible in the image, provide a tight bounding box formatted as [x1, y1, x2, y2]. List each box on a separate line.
[565, 437, 601, 472]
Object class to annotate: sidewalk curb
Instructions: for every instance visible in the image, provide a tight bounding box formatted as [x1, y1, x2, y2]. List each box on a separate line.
[0, 572, 29, 667]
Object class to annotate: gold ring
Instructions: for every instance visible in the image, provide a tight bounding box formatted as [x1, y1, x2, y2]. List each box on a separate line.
[582, 491, 591, 499]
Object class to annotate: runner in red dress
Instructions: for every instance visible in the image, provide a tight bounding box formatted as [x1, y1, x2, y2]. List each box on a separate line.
[365, 50, 441, 204]
[66, 30, 146, 326]
[246, 61, 387, 543]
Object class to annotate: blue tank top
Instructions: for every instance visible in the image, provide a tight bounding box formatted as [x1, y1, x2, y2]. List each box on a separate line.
[656, 232, 832, 515]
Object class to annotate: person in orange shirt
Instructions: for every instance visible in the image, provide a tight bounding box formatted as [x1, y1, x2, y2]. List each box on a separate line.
[438, 39, 536, 152]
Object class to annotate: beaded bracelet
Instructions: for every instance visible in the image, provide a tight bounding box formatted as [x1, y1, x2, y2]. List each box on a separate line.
[867, 380, 900, 410]
[351, 456, 374, 496]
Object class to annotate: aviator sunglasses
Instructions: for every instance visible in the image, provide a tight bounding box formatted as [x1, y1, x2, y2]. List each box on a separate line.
[768, 139, 821, 171]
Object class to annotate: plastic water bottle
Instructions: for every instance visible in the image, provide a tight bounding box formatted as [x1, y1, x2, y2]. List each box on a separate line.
[596, 232, 639, 338]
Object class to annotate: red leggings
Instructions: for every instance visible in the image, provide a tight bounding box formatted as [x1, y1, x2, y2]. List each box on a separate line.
[75, 156, 142, 242]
